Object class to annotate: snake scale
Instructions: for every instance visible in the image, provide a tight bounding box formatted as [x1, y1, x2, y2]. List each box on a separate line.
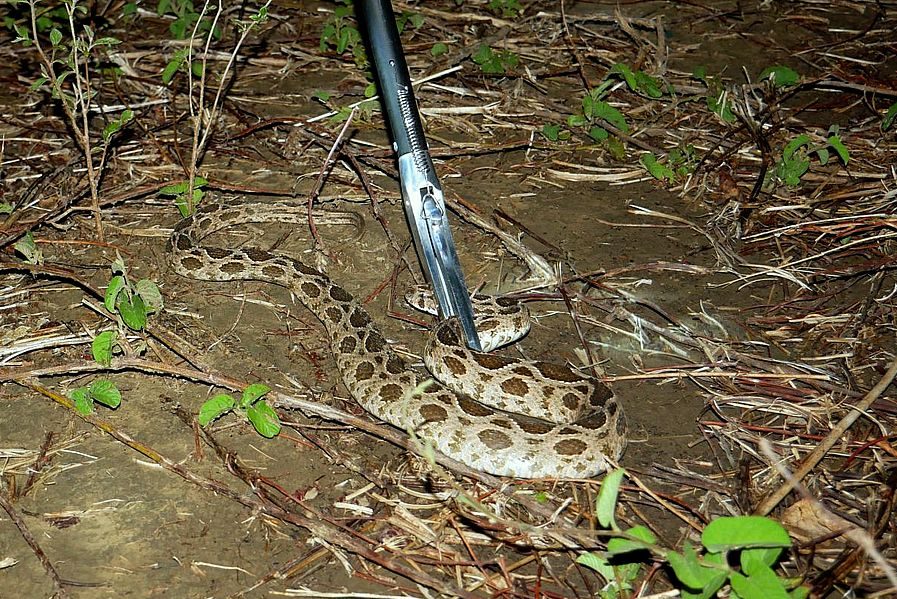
[169, 200, 625, 478]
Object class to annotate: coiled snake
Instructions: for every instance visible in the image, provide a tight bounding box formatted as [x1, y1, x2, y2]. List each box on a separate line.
[169, 200, 625, 478]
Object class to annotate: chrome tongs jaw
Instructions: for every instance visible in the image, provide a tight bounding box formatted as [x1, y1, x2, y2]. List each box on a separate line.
[397, 154, 482, 351]
[358, 0, 482, 351]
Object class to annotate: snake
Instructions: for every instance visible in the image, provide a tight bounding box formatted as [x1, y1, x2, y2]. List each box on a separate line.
[168, 200, 625, 478]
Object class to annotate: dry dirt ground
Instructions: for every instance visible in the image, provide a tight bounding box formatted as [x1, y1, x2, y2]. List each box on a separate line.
[1, 1, 896, 597]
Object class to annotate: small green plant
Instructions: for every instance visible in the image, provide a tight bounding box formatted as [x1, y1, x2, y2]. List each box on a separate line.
[320, 0, 366, 67]
[13, 232, 43, 264]
[488, 0, 522, 18]
[198, 383, 282, 438]
[430, 42, 448, 57]
[882, 102, 897, 132]
[692, 66, 735, 123]
[773, 126, 849, 187]
[13, 0, 134, 241]
[471, 44, 518, 75]
[70, 379, 122, 415]
[161, 47, 204, 84]
[103, 254, 163, 333]
[609, 63, 667, 99]
[578, 469, 809, 599]
[159, 176, 208, 216]
[540, 123, 570, 142]
[759, 65, 799, 88]
[640, 153, 675, 183]
[641, 145, 698, 183]
[566, 80, 628, 158]
[395, 10, 423, 33]
[156, 0, 220, 40]
[4, 1, 66, 34]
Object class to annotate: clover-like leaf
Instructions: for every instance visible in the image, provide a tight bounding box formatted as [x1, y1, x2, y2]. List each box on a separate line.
[118, 293, 147, 331]
[246, 401, 281, 438]
[70, 387, 92, 415]
[240, 383, 271, 408]
[198, 393, 236, 426]
[135, 279, 163, 313]
[596, 468, 625, 529]
[89, 379, 122, 408]
[91, 330, 117, 365]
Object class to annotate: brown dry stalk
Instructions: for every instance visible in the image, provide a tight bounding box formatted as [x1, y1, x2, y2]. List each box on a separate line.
[755, 353, 897, 516]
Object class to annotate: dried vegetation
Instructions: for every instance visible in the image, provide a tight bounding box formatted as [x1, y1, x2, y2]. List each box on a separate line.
[1, 0, 896, 597]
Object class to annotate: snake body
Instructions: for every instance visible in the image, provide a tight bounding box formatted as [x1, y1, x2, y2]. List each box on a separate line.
[169, 201, 625, 478]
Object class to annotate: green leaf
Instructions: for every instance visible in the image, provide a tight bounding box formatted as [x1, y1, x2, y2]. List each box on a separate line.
[634, 71, 664, 98]
[198, 393, 236, 426]
[190, 61, 204, 78]
[0, 202, 12, 214]
[707, 94, 735, 123]
[610, 63, 635, 89]
[431, 42, 448, 57]
[135, 279, 163, 313]
[313, 90, 331, 102]
[89, 380, 122, 408]
[104, 275, 127, 313]
[175, 194, 191, 217]
[123, 2, 138, 16]
[741, 546, 784, 576]
[607, 525, 656, 557]
[588, 126, 608, 142]
[364, 83, 377, 98]
[71, 387, 93, 415]
[29, 77, 48, 91]
[790, 585, 810, 599]
[729, 564, 790, 599]
[541, 123, 561, 141]
[102, 119, 122, 142]
[783, 134, 812, 160]
[567, 114, 588, 128]
[827, 134, 849, 165]
[815, 147, 829, 166]
[701, 516, 791, 553]
[241, 383, 272, 407]
[596, 468, 625, 529]
[576, 552, 616, 580]
[692, 65, 707, 81]
[759, 65, 799, 87]
[246, 401, 281, 438]
[14, 232, 43, 264]
[472, 45, 497, 69]
[640, 153, 675, 182]
[668, 543, 728, 590]
[49, 27, 62, 47]
[883, 102, 897, 131]
[162, 48, 186, 84]
[591, 101, 628, 132]
[13, 23, 31, 44]
[160, 181, 190, 196]
[606, 137, 626, 160]
[681, 570, 729, 599]
[91, 331, 117, 365]
[118, 293, 147, 331]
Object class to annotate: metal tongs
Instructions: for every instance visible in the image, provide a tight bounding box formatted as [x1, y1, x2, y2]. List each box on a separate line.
[358, 0, 482, 351]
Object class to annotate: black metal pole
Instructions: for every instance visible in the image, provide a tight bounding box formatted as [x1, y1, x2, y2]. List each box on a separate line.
[356, 0, 435, 179]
